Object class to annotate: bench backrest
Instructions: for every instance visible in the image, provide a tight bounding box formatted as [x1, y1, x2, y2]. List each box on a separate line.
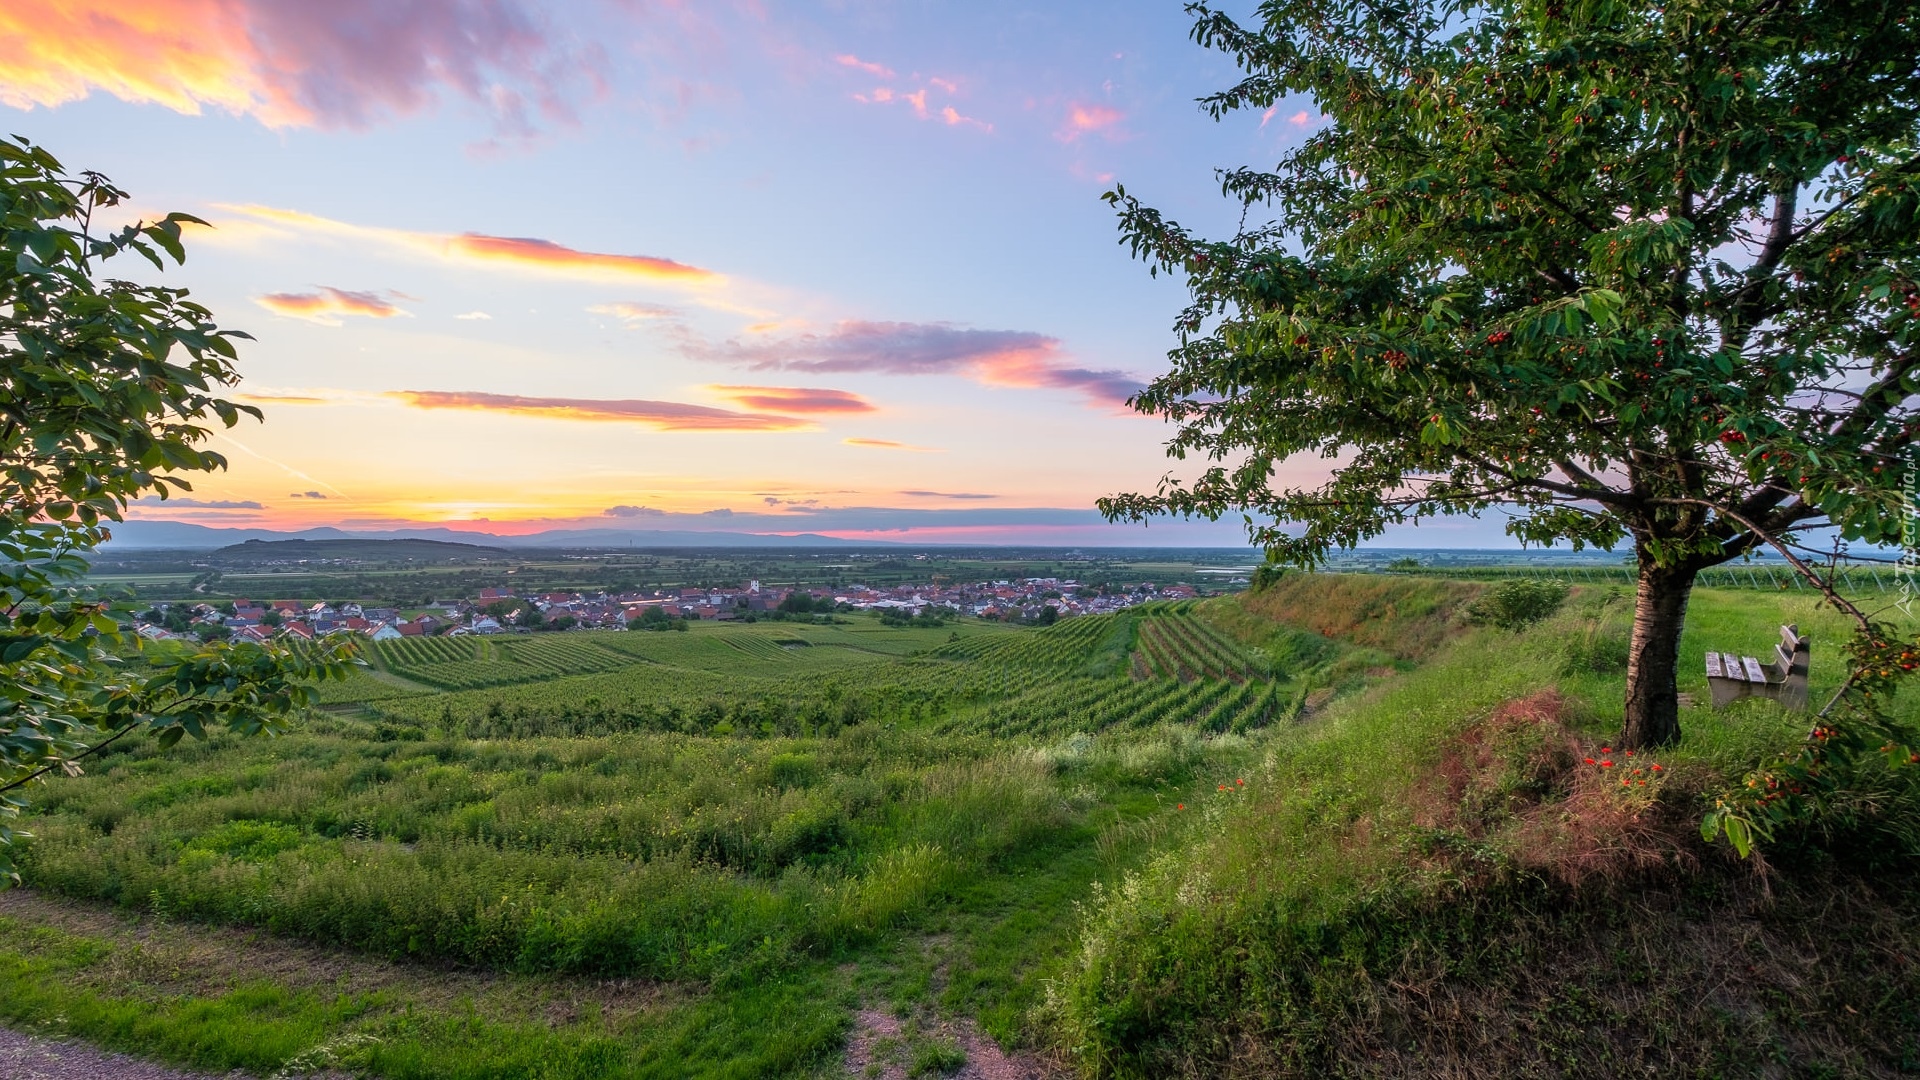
[1769, 623, 1809, 683]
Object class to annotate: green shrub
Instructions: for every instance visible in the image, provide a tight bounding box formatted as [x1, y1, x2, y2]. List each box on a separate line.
[1466, 579, 1570, 631]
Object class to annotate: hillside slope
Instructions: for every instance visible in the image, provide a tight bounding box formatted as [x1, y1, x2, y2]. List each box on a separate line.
[1046, 576, 1920, 1077]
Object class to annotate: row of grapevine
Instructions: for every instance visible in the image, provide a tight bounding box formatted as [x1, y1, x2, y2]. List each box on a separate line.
[496, 638, 631, 677]
[939, 667, 1296, 738]
[1124, 606, 1267, 683]
[932, 613, 1117, 668]
[375, 635, 480, 668]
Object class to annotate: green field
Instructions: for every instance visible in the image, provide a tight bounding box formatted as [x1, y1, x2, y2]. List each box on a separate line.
[4, 577, 1919, 1077]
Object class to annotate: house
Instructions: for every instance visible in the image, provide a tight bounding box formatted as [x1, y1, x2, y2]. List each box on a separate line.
[367, 622, 403, 641]
[396, 621, 428, 637]
[282, 622, 315, 641]
[469, 616, 503, 634]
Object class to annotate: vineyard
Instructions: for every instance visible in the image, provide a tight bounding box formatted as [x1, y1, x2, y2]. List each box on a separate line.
[343, 604, 1305, 742]
[363, 621, 1006, 693]
[10, 586, 1425, 1077]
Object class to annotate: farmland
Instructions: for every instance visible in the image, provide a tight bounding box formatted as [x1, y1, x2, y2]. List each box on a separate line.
[3, 575, 1919, 1078]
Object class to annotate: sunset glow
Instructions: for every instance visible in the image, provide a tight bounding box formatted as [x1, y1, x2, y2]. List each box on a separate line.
[16, 1, 1381, 545]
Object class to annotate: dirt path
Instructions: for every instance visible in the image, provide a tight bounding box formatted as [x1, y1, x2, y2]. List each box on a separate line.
[0, 1027, 256, 1080]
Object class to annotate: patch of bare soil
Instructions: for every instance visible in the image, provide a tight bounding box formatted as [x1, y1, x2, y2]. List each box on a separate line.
[0, 889, 683, 1031]
[843, 935, 1059, 1080]
[0, 1025, 347, 1080]
[842, 1007, 1054, 1080]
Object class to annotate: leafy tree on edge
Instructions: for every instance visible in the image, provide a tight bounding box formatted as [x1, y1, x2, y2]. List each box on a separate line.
[1100, 0, 1920, 764]
[0, 139, 353, 882]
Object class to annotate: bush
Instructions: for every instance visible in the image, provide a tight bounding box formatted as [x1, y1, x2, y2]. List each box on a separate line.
[1466, 579, 1570, 631]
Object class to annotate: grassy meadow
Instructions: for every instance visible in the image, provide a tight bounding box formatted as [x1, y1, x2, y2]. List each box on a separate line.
[3, 577, 1919, 1077]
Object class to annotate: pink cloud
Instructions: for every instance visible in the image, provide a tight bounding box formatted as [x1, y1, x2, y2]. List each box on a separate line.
[941, 105, 991, 132]
[0, 0, 601, 136]
[681, 321, 1144, 409]
[254, 286, 409, 325]
[390, 390, 812, 431]
[845, 66, 987, 133]
[589, 301, 681, 324]
[1058, 102, 1125, 142]
[1291, 110, 1314, 125]
[708, 385, 877, 414]
[834, 53, 894, 79]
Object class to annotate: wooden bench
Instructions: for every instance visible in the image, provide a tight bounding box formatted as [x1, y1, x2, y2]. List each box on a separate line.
[1705, 624, 1809, 710]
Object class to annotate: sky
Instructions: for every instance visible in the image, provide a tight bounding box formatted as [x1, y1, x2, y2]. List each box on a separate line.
[2, 0, 1513, 547]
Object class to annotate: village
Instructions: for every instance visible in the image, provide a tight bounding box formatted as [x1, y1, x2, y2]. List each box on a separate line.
[129, 576, 1203, 643]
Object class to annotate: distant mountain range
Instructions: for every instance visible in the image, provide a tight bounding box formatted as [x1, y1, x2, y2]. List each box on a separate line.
[104, 520, 905, 550]
[212, 538, 514, 562]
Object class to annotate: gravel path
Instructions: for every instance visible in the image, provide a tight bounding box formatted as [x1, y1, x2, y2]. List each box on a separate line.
[0, 1027, 249, 1080]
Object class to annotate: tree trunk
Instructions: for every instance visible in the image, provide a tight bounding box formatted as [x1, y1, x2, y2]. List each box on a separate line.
[1621, 556, 1699, 749]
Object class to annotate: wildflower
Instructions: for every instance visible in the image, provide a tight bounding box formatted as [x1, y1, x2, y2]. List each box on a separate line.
[1650, 764, 1662, 771]
[1584, 758, 1596, 765]
[1236, 779, 1244, 786]
[1600, 760, 1614, 767]
[1177, 803, 1184, 810]
[1625, 750, 1634, 757]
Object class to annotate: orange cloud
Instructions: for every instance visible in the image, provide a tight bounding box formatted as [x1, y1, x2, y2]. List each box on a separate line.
[709, 386, 876, 414]
[834, 53, 894, 79]
[216, 205, 725, 292]
[254, 286, 408, 325]
[0, 0, 594, 133]
[390, 390, 812, 432]
[844, 437, 940, 452]
[1059, 102, 1125, 142]
[450, 234, 713, 283]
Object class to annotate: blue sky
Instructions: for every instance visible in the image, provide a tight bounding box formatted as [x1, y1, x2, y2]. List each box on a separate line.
[4, 0, 1518, 546]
